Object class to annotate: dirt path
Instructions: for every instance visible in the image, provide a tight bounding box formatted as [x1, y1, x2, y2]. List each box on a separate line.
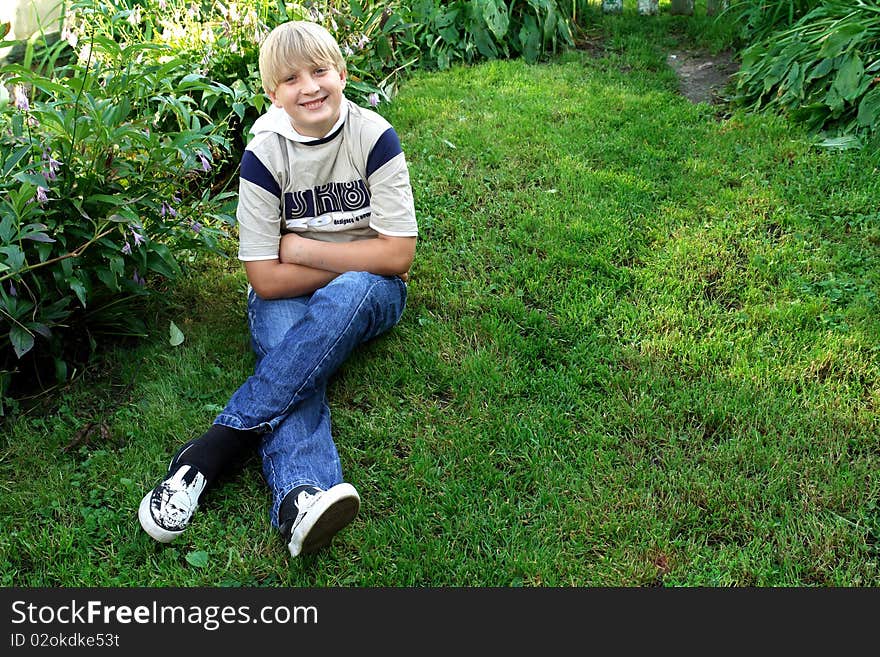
[666, 49, 739, 104]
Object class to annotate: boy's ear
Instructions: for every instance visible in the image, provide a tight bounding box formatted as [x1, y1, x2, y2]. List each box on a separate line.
[268, 90, 279, 107]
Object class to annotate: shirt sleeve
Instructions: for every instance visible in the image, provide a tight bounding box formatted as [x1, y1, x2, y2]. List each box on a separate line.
[365, 127, 418, 238]
[236, 149, 284, 261]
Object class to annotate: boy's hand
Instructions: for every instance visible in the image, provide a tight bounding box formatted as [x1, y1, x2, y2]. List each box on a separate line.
[279, 232, 308, 265]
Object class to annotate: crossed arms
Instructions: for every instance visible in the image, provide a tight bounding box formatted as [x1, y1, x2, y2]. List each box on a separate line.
[245, 232, 416, 299]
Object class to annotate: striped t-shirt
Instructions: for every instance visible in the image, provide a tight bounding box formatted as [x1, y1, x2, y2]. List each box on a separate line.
[236, 98, 418, 261]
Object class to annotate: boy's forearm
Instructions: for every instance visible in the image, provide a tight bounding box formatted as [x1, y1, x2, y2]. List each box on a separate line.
[245, 259, 339, 300]
[281, 233, 415, 276]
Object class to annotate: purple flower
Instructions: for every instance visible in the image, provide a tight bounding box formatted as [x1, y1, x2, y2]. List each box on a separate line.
[356, 35, 370, 50]
[158, 0, 167, 10]
[122, 241, 132, 255]
[131, 228, 145, 246]
[133, 269, 145, 287]
[198, 153, 211, 172]
[42, 151, 62, 181]
[190, 221, 202, 233]
[368, 92, 380, 108]
[8, 282, 17, 297]
[343, 45, 354, 57]
[160, 201, 177, 218]
[35, 186, 49, 204]
[13, 85, 29, 112]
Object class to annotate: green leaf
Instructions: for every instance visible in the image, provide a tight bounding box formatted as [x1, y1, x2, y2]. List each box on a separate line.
[520, 17, 542, 64]
[146, 243, 181, 278]
[13, 171, 48, 187]
[54, 357, 67, 382]
[807, 58, 835, 83]
[0, 245, 25, 273]
[68, 277, 87, 307]
[472, 23, 499, 59]
[818, 23, 867, 60]
[109, 256, 125, 277]
[169, 320, 185, 347]
[96, 268, 119, 291]
[88, 194, 126, 206]
[22, 233, 55, 243]
[2, 145, 33, 177]
[816, 134, 862, 150]
[857, 88, 880, 127]
[480, 0, 509, 40]
[10, 324, 34, 359]
[832, 55, 865, 101]
[27, 322, 51, 339]
[185, 550, 208, 568]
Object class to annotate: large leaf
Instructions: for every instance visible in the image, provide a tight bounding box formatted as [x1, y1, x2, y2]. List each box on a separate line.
[68, 277, 88, 308]
[1, 145, 33, 177]
[0, 245, 25, 273]
[832, 54, 866, 102]
[146, 243, 181, 278]
[480, 0, 509, 40]
[857, 88, 880, 127]
[9, 324, 34, 359]
[519, 16, 542, 64]
[817, 22, 868, 60]
[471, 23, 499, 59]
[169, 321, 185, 347]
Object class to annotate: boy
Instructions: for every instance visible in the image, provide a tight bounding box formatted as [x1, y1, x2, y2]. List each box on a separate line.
[138, 20, 417, 557]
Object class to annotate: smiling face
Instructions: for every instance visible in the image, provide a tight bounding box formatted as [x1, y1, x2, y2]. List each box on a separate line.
[269, 61, 347, 139]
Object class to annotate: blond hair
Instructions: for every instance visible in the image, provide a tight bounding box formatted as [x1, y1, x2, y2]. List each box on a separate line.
[259, 21, 347, 95]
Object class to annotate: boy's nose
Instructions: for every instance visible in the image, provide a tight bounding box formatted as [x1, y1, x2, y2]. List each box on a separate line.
[302, 75, 320, 93]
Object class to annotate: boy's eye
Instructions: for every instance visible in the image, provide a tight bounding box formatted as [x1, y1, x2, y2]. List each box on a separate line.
[314, 68, 327, 75]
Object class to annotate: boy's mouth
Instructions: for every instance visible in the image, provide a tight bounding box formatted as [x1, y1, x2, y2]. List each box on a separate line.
[301, 97, 327, 110]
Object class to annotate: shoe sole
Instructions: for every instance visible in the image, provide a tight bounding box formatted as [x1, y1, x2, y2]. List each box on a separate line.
[138, 491, 185, 544]
[288, 483, 360, 557]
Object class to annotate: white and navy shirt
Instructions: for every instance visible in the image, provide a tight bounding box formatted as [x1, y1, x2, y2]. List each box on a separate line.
[237, 98, 418, 261]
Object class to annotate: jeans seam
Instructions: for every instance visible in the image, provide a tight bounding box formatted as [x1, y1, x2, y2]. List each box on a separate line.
[272, 275, 384, 428]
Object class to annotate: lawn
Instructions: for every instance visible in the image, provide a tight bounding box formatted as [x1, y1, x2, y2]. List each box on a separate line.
[1, 13, 878, 586]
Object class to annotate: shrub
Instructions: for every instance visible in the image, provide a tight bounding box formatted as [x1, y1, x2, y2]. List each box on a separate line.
[408, 0, 576, 69]
[731, 0, 880, 148]
[724, 0, 822, 42]
[0, 8, 238, 411]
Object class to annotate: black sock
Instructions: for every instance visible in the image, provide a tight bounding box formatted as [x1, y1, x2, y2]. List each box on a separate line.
[172, 424, 259, 484]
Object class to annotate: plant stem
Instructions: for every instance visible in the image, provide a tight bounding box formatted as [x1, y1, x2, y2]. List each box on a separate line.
[0, 226, 116, 284]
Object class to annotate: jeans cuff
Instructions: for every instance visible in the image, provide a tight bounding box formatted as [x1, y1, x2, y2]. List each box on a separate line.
[213, 414, 272, 434]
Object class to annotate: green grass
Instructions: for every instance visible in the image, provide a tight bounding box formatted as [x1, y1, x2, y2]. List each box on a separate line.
[2, 11, 879, 586]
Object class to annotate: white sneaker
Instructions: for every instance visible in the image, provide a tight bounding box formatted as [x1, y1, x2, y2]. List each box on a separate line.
[138, 465, 207, 543]
[282, 483, 360, 557]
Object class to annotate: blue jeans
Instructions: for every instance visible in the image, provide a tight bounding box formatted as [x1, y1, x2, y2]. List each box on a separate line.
[213, 271, 407, 527]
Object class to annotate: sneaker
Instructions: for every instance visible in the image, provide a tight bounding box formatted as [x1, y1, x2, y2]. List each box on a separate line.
[138, 464, 207, 543]
[281, 483, 360, 557]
